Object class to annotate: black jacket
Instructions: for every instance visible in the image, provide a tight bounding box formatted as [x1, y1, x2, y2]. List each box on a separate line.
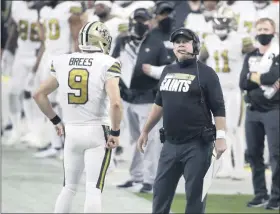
[239, 49, 279, 112]
[155, 58, 225, 142]
[113, 32, 171, 104]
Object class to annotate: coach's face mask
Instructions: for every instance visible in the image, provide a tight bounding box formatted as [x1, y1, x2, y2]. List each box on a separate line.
[158, 16, 174, 33]
[134, 22, 149, 38]
[255, 34, 274, 46]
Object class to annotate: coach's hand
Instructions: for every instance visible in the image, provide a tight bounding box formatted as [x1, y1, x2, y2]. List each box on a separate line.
[215, 138, 227, 159]
[137, 132, 148, 153]
[106, 136, 119, 149]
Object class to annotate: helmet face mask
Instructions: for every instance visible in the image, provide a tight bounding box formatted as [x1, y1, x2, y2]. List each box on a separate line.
[78, 21, 112, 54]
[212, 17, 231, 39]
[212, 6, 236, 38]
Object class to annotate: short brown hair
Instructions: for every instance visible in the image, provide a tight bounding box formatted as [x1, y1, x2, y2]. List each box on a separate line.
[255, 17, 276, 32]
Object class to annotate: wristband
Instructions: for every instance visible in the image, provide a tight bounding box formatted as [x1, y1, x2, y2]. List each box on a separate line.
[216, 130, 226, 139]
[50, 115, 61, 125]
[110, 129, 120, 137]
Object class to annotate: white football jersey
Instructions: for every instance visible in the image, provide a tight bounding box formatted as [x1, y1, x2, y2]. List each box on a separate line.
[49, 52, 121, 125]
[11, 1, 40, 56]
[238, 2, 279, 36]
[184, 12, 213, 43]
[40, 1, 82, 55]
[255, 3, 279, 33]
[204, 31, 245, 89]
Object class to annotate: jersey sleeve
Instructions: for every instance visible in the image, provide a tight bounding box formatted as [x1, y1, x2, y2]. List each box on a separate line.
[105, 60, 122, 81]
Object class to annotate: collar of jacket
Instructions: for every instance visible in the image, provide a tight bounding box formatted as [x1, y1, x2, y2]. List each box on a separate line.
[176, 58, 196, 68]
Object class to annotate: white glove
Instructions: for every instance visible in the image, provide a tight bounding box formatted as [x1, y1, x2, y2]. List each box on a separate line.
[1, 50, 14, 76]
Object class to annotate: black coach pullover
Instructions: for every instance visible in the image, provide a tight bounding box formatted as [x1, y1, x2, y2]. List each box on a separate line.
[112, 32, 171, 104]
[155, 58, 225, 142]
[239, 49, 279, 112]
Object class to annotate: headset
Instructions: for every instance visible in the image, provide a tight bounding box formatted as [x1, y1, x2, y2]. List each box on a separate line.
[169, 28, 201, 55]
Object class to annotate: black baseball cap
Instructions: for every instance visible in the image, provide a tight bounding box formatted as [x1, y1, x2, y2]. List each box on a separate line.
[133, 8, 152, 21]
[170, 28, 196, 42]
[154, 1, 174, 15]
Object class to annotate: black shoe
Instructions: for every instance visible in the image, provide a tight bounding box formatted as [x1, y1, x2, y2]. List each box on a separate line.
[4, 124, 13, 131]
[37, 143, 51, 151]
[139, 183, 153, 193]
[117, 180, 142, 188]
[247, 195, 269, 207]
[265, 200, 280, 210]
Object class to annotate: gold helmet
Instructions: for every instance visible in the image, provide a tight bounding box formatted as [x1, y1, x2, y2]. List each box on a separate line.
[78, 21, 112, 54]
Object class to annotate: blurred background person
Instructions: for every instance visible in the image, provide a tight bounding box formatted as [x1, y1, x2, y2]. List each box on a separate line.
[83, 1, 127, 56]
[32, 0, 84, 158]
[1, 0, 13, 138]
[184, 0, 213, 44]
[199, 6, 254, 180]
[239, 17, 279, 210]
[142, 1, 177, 80]
[114, 8, 171, 193]
[173, 0, 190, 29]
[237, 0, 279, 39]
[2, 0, 41, 146]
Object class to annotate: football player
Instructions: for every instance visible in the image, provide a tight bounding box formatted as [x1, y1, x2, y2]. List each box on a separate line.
[32, 0, 84, 158]
[84, 1, 128, 56]
[184, 0, 216, 44]
[2, 0, 41, 145]
[33, 21, 122, 213]
[237, 0, 279, 38]
[199, 6, 255, 180]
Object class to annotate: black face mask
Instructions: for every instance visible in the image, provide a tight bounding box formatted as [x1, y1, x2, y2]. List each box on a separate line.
[134, 22, 149, 38]
[255, 34, 274, 45]
[158, 17, 174, 33]
[96, 11, 109, 19]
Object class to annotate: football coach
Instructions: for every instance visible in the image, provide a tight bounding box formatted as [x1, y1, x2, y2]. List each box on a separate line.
[137, 28, 227, 213]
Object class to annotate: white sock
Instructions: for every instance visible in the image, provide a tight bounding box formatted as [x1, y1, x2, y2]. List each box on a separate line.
[232, 129, 245, 172]
[9, 94, 22, 132]
[22, 98, 34, 132]
[84, 182, 102, 213]
[1, 82, 11, 129]
[54, 184, 76, 213]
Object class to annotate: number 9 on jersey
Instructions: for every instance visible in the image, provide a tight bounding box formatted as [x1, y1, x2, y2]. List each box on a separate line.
[68, 69, 89, 104]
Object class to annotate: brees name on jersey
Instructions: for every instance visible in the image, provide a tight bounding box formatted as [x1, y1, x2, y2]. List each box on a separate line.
[69, 57, 93, 66]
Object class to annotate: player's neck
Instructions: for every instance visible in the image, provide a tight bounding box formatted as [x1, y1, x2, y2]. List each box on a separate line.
[259, 43, 271, 54]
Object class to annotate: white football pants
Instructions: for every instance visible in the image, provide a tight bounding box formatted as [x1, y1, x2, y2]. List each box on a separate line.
[219, 89, 245, 175]
[54, 124, 112, 213]
[9, 52, 37, 136]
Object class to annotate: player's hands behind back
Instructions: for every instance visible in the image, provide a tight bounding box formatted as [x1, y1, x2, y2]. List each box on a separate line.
[106, 135, 119, 149]
[55, 122, 65, 137]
